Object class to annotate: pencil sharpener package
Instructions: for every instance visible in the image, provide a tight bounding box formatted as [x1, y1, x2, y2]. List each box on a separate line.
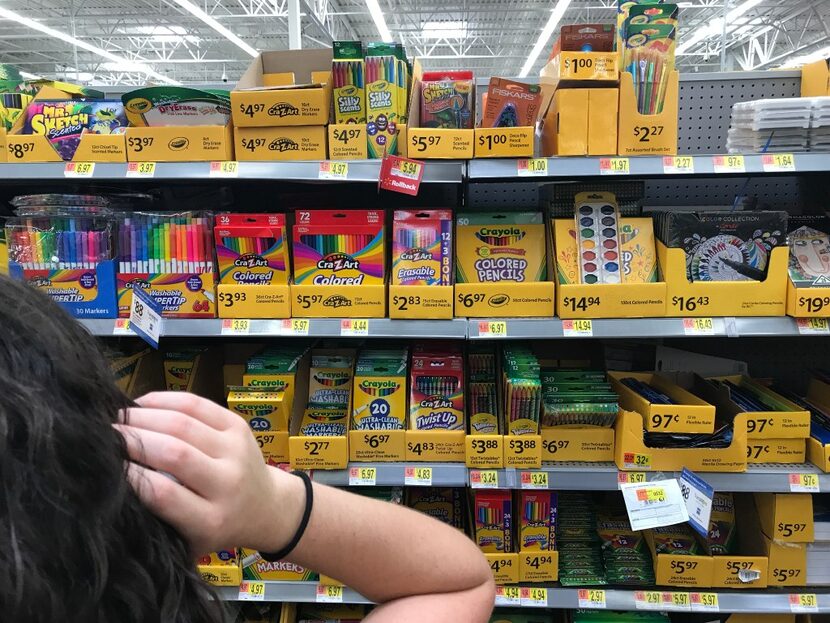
[482, 78, 542, 129]
[406, 487, 465, 530]
[392, 210, 453, 286]
[420, 71, 474, 130]
[23, 100, 127, 160]
[519, 491, 557, 551]
[214, 213, 288, 285]
[456, 212, 547, 284]
[474, 490, 513, 553]
[292, 210, 385, 286]
[410, 354, 465, 431]
[352, 351, 408, 430]
[5, 197, 118, 318]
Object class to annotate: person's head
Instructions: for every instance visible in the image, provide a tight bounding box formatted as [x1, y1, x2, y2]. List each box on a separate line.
[0, 275, 223, 622]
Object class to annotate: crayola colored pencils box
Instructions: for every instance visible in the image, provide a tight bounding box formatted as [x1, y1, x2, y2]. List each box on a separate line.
[292, 209, 384, 286]
[456, 213, 547, 284]
[214, 213, 288, 285]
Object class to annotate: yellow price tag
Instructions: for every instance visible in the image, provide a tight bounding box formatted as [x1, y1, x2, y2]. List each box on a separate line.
[521, 587, 548, 606]
[691, 592, 719, 612]
[663, 156, 694, 174]
[405, 466, 432, 486]
[618, 471, 647, 486]
[517, 158, 548, 176]
[797, 317, 830, 335]
[669, 592, 691, 609]
[471, 470, 499, 488]
[210, 161, 239, 177]
[113, 318, 132, 335]
[341, 318, 369, 336]
[319, 160, 349, 179]
[790, 594, 818, 612]
[478, 320, 507, 337]
[64, 162, 95, 177]
[520, 471, 549, 489]
[316, 584, 343, 603]
[600, 157, 629, 175]
[291, 318, 310, 335]
[221, 318, 250, 334]
[623, 452, 652, 470]
[636, 486, 666, 503]
[348, 466, 377, 485]
[683, 317, 715, 335]
[495, 585, 521, 606]
[238, 580, 265, 601]
[127, 161, 156, 177]
[713, 154, 745, 173]
[578, 589, 606, 608]
[635, 591, 663, 610]
[789, 473, 820, 492]
[562, 319, 593, 337]
[763, 153, 795, 172]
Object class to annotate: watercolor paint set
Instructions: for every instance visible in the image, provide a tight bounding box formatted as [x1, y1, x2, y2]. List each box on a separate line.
[574, 196, 623, 284]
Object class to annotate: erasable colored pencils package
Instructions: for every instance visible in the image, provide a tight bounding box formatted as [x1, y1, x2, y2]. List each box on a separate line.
[292, 210, 385, 285]
[474, 490, 513, 553]
[214, 213, 288, 285]
[23, 100, 127, 160]
[410, 353, 465, 431]
[519, 491, 558, 551]
[392, 210, 453, 286]
[406, 487, 465, 530]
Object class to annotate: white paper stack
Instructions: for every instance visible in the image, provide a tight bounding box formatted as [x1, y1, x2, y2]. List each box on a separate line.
[727, 96, 830, 153]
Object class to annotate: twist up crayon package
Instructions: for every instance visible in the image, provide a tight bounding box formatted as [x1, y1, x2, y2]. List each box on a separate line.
[352, 348, 408, 430]
[23, 99, 127, 160]
[410, 346, 465, 431]
[456, 213, 547, 284]
[214, 214, 288, 285]
[392, 210, 453, 286]
[474, 490, 513, 553]
[292, 210, 384, 286]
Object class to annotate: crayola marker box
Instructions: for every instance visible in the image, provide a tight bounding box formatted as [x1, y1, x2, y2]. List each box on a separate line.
[292, 209, 384, 286]
[214, 213, 288, 285]
[242, 346, 307, 408]
[392, 210, 453, 286]
[307, 352, 354, 410]
[456, 212, 546, 284]
[474, 489, 513, 553]
[519, 491, 557, 552]
[163, 348, 204, 391]
[299, 408, 349, 436]
[410, 353, 465, 431]
[227, 386, 290, 431]
[197, 549, 242, 586]
[240, 548, 316, 581]
[352, 352, 408, 430]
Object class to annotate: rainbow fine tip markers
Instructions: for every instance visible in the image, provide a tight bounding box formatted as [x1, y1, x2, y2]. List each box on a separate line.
[118, 212, 214, 274]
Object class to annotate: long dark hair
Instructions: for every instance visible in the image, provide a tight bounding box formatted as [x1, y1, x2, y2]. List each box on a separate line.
[0, 275, 224, 622]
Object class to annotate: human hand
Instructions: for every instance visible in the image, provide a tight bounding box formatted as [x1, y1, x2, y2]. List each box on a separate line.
[115, 392, 304, 556]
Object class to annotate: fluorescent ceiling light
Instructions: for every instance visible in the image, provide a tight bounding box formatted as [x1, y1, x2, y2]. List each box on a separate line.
[779, 46, 830, 69]
[519, 0, 571, 77]
[365, 0, 393, 43]
[169, 0, 258, 56]
[676, 0, 763, 54]
[0, 6, 177, 84]
[422, 21, 467, 39]
[132, 25, 200, 44]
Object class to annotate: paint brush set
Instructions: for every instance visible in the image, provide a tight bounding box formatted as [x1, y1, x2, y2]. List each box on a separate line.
[468, 344, 499, 435]
[420, 70, 475, 130]
[392, 210, 453, 286]
[541, 369, 618, 427]
[116, 211, 214, 274]
[502, 346, 542, 436]
[654, 211, 788, 282]
[292, 210, 385, 286]
[214, 213, 288, 285]
[409, 344, 465, 431]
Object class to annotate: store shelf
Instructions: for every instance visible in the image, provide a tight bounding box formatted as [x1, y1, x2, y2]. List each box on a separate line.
[467, 317, 809, 339]
[311, 462, 469, 487]
[78, 318, 468, 339]
[0, 160, 465, 183]
[467, 153, 830, 180]
[216, 581, 830, 612]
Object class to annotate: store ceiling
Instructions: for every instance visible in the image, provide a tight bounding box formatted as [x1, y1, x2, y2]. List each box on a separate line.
[1, 0, 829, 85]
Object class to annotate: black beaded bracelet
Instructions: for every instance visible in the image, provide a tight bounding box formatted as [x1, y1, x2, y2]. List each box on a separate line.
[258, 470, 314, 562]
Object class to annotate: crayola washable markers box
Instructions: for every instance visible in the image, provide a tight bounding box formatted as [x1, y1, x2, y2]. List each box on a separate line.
[240, 548, 317, 581]
[307, 352, 354, 409]
[406, 487, 465, 530]
[227, 386, 290, 431]
[474, 489, 513, 553]
[392, 210, 453, 286]
[299, 408, 349, 436]
[163, 348, 204, 391]
[456, 213, 546, 284]
[214, 213, 288, 285]
[352, 350, 408, 430]
[410, 352, 465, 431]
[292, 210, 384, 285]
[519, 491, 557, 551]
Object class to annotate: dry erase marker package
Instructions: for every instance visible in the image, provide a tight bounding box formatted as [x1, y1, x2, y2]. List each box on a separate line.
[5, 197, 118, 318]
[410, 352, 465, 431]
[474, 489, 513, 553]
[456, 212, 546, 284]
[352, 349, 408, 430]
[214, 213, 288, 285]
[392, 210, 453, 286]
[292, 210, 385, 286]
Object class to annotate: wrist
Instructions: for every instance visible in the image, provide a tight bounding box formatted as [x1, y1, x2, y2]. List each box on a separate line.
[256, 467, 306, 554]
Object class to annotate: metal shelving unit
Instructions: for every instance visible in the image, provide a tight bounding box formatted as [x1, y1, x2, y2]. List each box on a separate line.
[216, 581, 830, 612]
[311, 462, 468, 487]
[0, 160, 465, 184]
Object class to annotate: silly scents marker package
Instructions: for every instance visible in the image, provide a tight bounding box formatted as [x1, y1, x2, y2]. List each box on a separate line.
[23, 100, 127, 161]
[410, 353, 465, 431]
[293, 210, 384, 285]
[214, 213, 288, 285]
[392, 210, 453, 286]
[456, 212, 547, 284]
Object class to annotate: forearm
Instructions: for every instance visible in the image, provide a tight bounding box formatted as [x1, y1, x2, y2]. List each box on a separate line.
[269, 471, 492, 605]
[364, 582, 496, 623]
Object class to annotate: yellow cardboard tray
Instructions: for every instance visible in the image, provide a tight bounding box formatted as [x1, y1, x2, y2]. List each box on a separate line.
[291, 283, 386, 318]
[557, 281, 667, 319]
[328, 123, 368, 160]
[349, 428, 406, 462]
[540, 426, 614, 462]
[755, 493, 814, 543]
[542, 51, 620, 84]
[747, 438, 806, 464]
[710, 494, 769, 590]
[455, 281, 556, 318]
[405, 429, 466, 462]
[216, 284, 291, 318]
[473, 127, 534, 158]
[787, 279, 830, 317]
[645, 530, 712, 588]
[231, 49, 332, 127]
[0, 127, 6, 162]
[659, 242, 788, 317]
[609, 371, 716, 434]
[235, 125, 327, 161]
[125, 125, 233, 162]
[486, 553, 519, 584]
[764, 536, 807, 587]
[504, 434, 542, 469]
[808, 437, 830, 472]
[618, 70, 678, 156]
[407, 127, 474, 159]
[801, 59, 830, 97]
[388, 284, 454, 320]
[615, 409, 747, 472]
[465, 434, 505, 468]
[519, 550, 558, 583]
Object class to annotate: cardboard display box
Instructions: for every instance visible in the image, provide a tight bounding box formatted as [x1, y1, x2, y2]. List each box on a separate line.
[234, 125, 327, 161]
[617, 70, 679, 156]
